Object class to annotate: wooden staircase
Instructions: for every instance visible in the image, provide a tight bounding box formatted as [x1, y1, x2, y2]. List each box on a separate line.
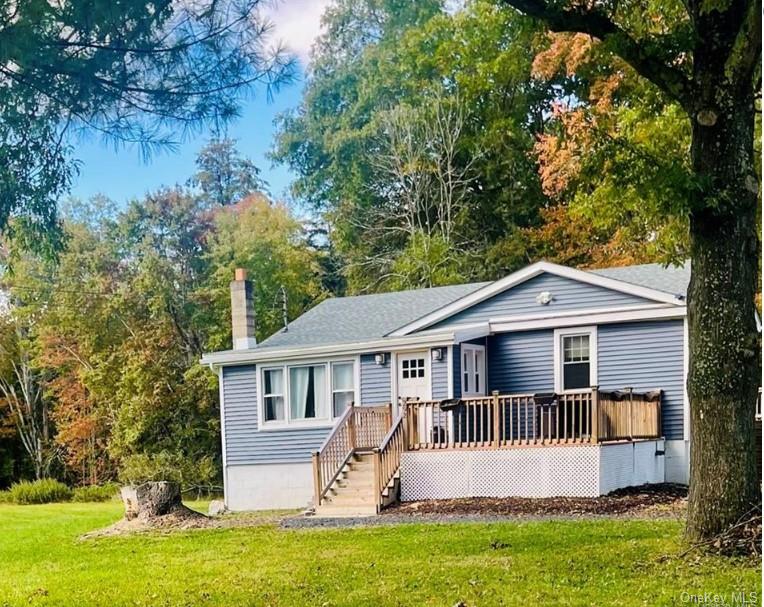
[314, 452, 398, 517]
[312, 404, 405, 518]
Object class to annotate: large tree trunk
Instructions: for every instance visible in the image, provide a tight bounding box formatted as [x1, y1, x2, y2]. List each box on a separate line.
[686, 76, 761, 540]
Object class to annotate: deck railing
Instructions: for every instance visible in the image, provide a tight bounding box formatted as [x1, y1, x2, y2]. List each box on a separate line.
[373, 409, 407, 511]
[404, 388, 661, 450]
[312, 403, 392, 506]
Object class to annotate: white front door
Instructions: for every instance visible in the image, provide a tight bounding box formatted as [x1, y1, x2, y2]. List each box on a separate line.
[397, 351, 430, 402]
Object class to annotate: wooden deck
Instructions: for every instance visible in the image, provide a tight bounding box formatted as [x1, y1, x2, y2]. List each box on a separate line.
[312, 388, 661, 513]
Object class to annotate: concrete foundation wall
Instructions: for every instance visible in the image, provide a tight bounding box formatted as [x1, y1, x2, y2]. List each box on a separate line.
[225, 462, 314, 511]
[598, 440, 665, 495]
[664, 439, 689, 485]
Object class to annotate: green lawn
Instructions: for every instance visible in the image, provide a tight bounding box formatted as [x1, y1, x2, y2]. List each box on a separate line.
[0, 502, 759, 607]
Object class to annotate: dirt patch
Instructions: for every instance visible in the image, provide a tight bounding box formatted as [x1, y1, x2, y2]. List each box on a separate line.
[81, 506, 295, 539]
[382, 484, 687, 519]
[81, 504, 214, 538]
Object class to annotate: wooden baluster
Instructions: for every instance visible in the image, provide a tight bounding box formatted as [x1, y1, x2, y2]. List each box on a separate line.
[372, 448, 381, 513]
[627, 387, 633, 440]
[492, 392, 500, 449]
[509, 397, 515, 446]
[563, 394, 567, 443]
[591, 386, 599, 443]
[348, 402, 356, 451]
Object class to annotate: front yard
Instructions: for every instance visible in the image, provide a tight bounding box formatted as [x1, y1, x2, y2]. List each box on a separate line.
[1, 501, 759, 606]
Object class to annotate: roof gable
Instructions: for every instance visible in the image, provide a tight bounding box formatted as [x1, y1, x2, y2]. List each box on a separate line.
[425, 272, 657, 331]
[390, 261, 686, 336]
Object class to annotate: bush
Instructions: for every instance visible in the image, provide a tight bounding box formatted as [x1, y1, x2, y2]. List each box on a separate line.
[6, 479, 73, 504]
[72, 483, 120, 503]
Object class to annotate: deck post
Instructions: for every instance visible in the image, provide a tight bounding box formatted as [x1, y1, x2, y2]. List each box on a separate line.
[372, 448, 381, 513]
[348, 402, 356, 450]
[312, 451, 321, 507]
[590, 386, 599, 443]
[492, 390, 500, 449]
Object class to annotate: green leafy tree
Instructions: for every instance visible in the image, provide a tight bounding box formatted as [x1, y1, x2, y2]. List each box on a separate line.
[501, 0, 762, 542]
[273, 0, 550, 291]
[205, 194, 325, 348]
[190, 138, 268, 207]
[0, 0, 293, 252]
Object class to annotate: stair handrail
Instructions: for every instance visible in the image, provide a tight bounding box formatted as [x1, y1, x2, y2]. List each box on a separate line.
[312, 404, 356, 507]
[373, 405, 407, 510]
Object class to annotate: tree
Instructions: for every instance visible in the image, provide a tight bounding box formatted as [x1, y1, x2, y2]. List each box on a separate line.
[356, 97, 479, 289]
[273, 0, 551, 292]
[205, 194, 325, 347]
[529, 33, 694, 265]
[0, 0, 293, 252]
[500, 0, 761, 541]
[190, 138, 268, 207]
[0, 319, 55, 480]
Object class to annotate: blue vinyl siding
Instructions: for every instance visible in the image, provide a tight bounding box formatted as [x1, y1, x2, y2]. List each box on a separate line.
[487, 330, 555, 394]
[432, 351, 449, 399]
[360, 353, 392, 404]
[431, 273, 650, 329]
[222, 365, 330, 465]
[598, 320, 685, 440]
[483, 320, 685, 440]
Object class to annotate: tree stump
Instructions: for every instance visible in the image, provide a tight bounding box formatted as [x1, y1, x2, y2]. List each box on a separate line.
[120, 481, 184, 521]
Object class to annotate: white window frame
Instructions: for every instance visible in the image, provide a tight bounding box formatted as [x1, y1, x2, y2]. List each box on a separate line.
[258, 356, 360, 430]
[330, 361, 356, 418]
[554, 326, 597, 394]
[461, 343, 486, 397]
[261, 367, 286, 424]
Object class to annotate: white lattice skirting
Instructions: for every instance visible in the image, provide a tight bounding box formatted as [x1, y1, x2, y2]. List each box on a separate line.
[400, 440, 665, 501]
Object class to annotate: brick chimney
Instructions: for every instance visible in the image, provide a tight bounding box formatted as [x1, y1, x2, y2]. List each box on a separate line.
[230, 268, 256, 350]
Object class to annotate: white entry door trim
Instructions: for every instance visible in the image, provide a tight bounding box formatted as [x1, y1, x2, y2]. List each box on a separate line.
[394, 350, 432, 407]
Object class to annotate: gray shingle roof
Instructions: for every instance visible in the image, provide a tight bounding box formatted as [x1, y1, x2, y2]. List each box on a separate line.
[588, 261, 690, 298]
[257, 282, 490, 350]
[250, 261, 690, 353]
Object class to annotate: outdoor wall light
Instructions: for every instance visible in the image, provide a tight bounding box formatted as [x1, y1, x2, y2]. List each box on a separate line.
[374, 352, 386, 366]
[535, 290, 554, 305]
[431, 347, 444, 362]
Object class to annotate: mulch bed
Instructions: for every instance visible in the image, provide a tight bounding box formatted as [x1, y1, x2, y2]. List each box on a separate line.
[382, 483, 688, 518]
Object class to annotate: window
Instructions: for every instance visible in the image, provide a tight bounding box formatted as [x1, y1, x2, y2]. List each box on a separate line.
[263, 368, 285, 422]
[261, 360, 357, 427]
[554, 327, 597, 393]
[461, 344, 485, 397]
[331, 362, 354, 417]
[401, 358, 425, 379]
[289, 365, 328, 421]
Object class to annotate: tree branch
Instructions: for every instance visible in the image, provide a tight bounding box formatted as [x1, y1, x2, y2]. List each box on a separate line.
[500, 0, 694, 109]
[724, 0, 762, 94]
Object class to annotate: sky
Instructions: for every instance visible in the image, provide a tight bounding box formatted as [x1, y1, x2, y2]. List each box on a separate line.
[70, 0, 331, 205]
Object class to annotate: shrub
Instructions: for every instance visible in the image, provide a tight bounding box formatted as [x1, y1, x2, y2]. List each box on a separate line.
[7, 479, 73, 504]
[72, 482, 120, 503]
[0, 490, 10, 503]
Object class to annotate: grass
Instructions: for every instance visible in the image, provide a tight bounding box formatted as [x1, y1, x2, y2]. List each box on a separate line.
[0, 502, 759, 607]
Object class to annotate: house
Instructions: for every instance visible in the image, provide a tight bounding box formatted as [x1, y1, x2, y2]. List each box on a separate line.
[201, 261, 694, 514]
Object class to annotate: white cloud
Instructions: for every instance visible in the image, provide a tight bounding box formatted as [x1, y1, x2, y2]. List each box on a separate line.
[263, 0, 331, 67]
